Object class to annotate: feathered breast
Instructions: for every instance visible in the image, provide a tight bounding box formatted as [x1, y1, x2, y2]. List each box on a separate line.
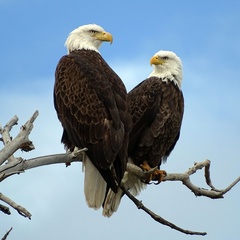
[127, 76, 184, 167]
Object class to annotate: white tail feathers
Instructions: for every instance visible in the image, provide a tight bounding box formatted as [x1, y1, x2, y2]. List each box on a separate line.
[82, 155, 107, 209]
[102, 171, 146, 217]
[102, 188, 123, 217]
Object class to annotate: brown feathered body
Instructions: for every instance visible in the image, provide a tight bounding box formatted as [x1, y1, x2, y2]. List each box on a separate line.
[128, 76, 184, 168]
[54, 49, 131, 194]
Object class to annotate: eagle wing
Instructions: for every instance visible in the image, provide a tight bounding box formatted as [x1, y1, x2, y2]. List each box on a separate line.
[54, 51, 127, 189]
[128, 77, 184, 167]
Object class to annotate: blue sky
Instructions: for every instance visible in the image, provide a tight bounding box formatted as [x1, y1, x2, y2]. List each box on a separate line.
[1, 0, 240, 239]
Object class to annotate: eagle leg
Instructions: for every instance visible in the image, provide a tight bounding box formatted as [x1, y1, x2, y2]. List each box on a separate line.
[140, 161, 167, 184]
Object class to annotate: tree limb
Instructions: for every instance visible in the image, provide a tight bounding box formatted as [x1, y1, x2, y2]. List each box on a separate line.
[0, 111, 38, 165]
[0, 112, 239, 236]
[121, 185, 207, 236]
[0, 115, 18, 163]
[0, 192, 31, 219]
[127, 162, 240, 199]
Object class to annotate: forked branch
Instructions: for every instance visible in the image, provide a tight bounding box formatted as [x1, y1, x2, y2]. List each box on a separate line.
[126, 161, 240, 199]
[0, 112, 239, 236]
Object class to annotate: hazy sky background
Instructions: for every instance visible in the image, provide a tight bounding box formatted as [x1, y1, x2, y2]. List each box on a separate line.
[1, 0, 240, 239]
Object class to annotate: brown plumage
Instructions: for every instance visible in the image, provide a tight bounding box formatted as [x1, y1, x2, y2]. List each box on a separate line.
[103, 50, 184, 217]
[54, 24, 131, 209]
[128, 76, 184, 169]
[127, 50, 184, 182]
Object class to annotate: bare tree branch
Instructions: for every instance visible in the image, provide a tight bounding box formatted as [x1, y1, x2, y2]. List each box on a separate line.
[121, 185, 207, 236]
[0, 192, 31, 219]
[0, 112, 239, 236]
[1, 227, 13, 240]
[123, 162, 239, 235]
[127, 162, 240, 199]
[0, 115, 18, 163]
[0, 152, 85, 181]
[0, 111, 38, 165]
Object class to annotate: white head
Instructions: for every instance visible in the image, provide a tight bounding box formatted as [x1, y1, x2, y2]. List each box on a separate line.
[149, 50, 183, 88]
[65, 24, 113, 53]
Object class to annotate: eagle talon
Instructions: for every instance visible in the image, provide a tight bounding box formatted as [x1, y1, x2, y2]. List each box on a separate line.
[151, 170, 167, 184]
[140, 161, 166, 184]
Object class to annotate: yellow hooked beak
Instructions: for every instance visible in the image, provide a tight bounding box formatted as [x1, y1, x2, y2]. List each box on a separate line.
[94, 31, 113, 44]
[150, 56, 165, 66]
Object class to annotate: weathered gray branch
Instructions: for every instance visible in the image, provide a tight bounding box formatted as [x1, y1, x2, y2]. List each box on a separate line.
[0, 112, 239, 236]
[121, 185, 207, 236]
[0, 192, 31, 219]
[0, 111, 38, 165]
[0, 151, 86, 182]
[127, 161, 240, 199]
[2, 154, 238, 201]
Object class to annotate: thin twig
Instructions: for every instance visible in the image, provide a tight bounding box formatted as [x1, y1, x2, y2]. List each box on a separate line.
[1, 227, 13, 240]
[121, 186, 207, 236]
[0, 192, 31, 219]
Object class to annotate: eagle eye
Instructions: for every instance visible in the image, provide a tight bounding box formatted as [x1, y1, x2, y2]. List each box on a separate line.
[163, 56, 169, 60]
[89, 30, 98, 34]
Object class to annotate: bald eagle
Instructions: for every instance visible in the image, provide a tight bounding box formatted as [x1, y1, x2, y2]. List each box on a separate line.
[54, 24, 131, 210]
[103, 50, 184, 217]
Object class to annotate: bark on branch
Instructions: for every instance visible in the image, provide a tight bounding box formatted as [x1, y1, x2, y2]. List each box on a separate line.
[0, 112, 239, 236]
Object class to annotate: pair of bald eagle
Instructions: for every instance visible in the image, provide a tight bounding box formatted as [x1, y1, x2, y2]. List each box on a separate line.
[54, 24, 184, 217]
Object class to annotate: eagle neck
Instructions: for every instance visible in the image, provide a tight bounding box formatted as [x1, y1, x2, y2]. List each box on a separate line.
[65, 35, 101, 54]
[149, 72, 182, 89]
